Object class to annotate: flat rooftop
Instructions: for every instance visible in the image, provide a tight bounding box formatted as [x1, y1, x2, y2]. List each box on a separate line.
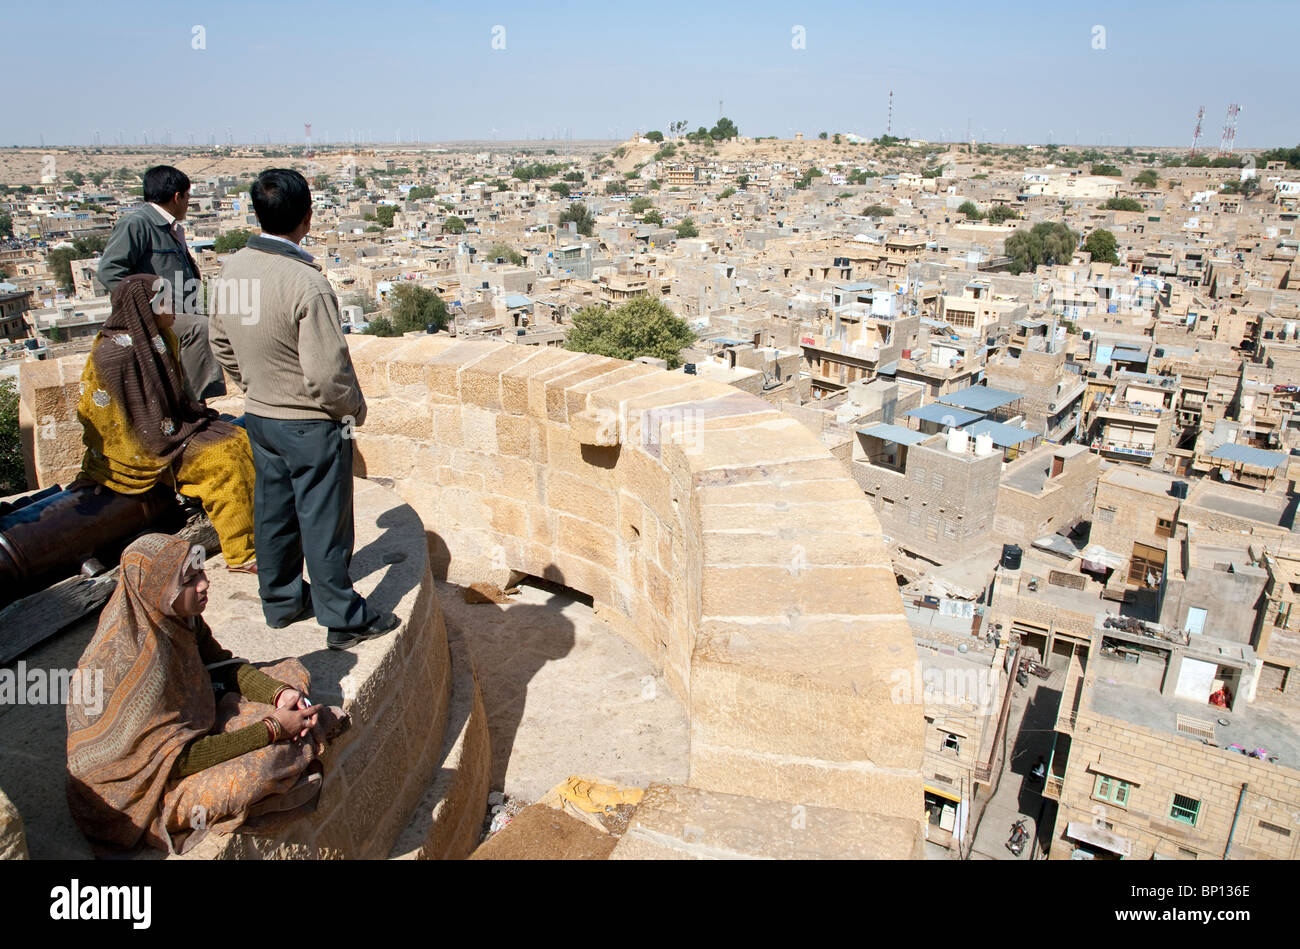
[1189, 487, 1296, 529]
[1100, 463, 1179, 496]
[1088, 676, 1300, 771]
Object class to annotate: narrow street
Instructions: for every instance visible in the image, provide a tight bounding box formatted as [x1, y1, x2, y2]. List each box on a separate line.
[968, 663, 1064, 860]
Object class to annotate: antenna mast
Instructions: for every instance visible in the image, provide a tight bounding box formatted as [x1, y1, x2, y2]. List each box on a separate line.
[1189, 105, 1205, 157]
[1218, 103, 1239, 156]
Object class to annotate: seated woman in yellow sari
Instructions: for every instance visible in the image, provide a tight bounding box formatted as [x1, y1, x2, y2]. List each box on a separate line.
[78, 273, 257, 572]
[66, 533, 349, 854]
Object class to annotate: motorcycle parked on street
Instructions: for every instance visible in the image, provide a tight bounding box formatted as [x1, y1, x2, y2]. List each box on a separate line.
[1007, 818, 1029, 857]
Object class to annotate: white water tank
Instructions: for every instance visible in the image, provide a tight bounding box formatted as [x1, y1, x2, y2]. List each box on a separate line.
[947, 428, 970, 454]
[975, 433, 995, 457]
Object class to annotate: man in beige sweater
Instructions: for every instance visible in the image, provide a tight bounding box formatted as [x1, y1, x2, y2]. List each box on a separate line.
[209, 169, 398, 649]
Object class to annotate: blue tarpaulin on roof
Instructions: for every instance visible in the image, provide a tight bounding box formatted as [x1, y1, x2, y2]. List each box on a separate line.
[1209, 443, 1287, 470]
[937, 385, 1022, 413]
[857, 423, 929, 446]
[963, 419, 1039, 447]
[905, 404, 983, 426]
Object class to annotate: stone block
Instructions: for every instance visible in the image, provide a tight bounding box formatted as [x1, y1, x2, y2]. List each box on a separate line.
[557, 515, 618, 571]
[612, 783, 923, 859]
[457, 345, 540, 410]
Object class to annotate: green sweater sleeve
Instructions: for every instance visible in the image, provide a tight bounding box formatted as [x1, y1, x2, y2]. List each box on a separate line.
[171, 723, 270, 779]
[195, 619, 289, 706]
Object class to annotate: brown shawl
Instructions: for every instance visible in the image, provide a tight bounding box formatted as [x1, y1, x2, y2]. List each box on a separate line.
[93, 275, 215, 463]
[66, 533, 216, 851]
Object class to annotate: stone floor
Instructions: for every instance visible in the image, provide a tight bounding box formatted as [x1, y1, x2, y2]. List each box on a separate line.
[0, 478, 430, 859]
[436, 577, 689, 805]
[968, 666, 1062, 860]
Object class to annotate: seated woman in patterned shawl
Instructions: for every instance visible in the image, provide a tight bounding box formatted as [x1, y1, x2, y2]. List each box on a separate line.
[77, 273, 257, 573]
[66, 533, 350, 854]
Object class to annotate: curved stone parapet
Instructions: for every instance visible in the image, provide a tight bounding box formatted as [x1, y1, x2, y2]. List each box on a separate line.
[173, 478, 486, 860]
[345, 337, 924, 833]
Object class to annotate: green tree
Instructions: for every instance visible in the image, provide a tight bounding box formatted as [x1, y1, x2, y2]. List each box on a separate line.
[362, 315, 396, 337]
[642, 210, 663, 226]
[486, 243, 523, 265]
[564, 298, 696, 368]
[511, 162, 566, 181]
[629, 197, 654, 214]
[563, 171, 585, 182]
[0, 377, 25, 496]
[0, 211, 11, 239]
[1258, 145, 1300, 169]
[408, 185, 437, 200]
[1091, 164, 1122, 177]
[794, 168, 823, 190]
[736, 174, 750, 189]
[559, 202, 595, 236]
[709, 117, 739, 140]
[46, 235, 109, 292]
[65, 170, 85, 187]
[549, 182, 571, 197]
[1083, 228, 1120, 264]
[1102, 197, 1143, 212]
[819, 131, 829, 140]
[718, 187, 736, 200]
[860, 204, 893, 217]
[375, 205, 397, 227]
[645, 130, 664, 143]
[443, 215, 466, 234]
[675, 218, 698, 238]
[1004, 222, 1077, 275]
[389, 283, 449, 334]
[1133, 169, 1159, 187]
[957, 200, 983, 220]
[653, 144, 678, 162]
[605, 180, 627, 195]
[987, 204, 1019, 224]
[213, 229, 251, 253]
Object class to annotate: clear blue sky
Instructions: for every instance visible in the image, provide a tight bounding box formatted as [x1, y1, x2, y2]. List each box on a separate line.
[7, 0, 1295, 147]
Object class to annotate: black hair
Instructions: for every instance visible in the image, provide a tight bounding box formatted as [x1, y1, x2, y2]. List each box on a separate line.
[142, 166, 191, 205]
[250, 168, 311, 235]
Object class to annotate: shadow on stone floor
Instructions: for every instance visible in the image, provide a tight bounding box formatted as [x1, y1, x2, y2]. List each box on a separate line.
[457, 574, 578, 793]
[436, 570, 690, 803]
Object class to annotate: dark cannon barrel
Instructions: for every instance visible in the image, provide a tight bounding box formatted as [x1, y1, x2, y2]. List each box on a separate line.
[0, 481, 178, 607]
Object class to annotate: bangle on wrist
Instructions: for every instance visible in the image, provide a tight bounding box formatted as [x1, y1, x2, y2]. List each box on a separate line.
[272, 685, 292, 708]
[262, 716, 284, 743]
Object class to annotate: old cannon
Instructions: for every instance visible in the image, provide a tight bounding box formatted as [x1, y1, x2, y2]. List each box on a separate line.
[0, 481, 183, 609]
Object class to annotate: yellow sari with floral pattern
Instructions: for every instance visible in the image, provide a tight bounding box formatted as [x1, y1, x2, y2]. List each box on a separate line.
[77, 277, 255, 566]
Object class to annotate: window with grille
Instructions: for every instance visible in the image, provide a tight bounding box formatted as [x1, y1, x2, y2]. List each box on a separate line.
[1170, 794, 1200, 825]
[1156, 517, 1174, 538]
[942, 733, 961, 754]
[1128, 542, 1166, 588]
[1093, 774, 1131, 807]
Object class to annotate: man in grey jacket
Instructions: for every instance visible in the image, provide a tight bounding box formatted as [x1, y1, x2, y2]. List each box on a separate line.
[209, 168, 398, 650]
[96, 165, 225, 402]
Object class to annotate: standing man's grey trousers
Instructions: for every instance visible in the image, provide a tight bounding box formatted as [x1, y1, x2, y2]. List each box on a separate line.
[244, 415, 379, 633]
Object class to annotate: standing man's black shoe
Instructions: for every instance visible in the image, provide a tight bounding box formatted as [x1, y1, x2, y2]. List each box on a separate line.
[327, 613, 400, 651]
